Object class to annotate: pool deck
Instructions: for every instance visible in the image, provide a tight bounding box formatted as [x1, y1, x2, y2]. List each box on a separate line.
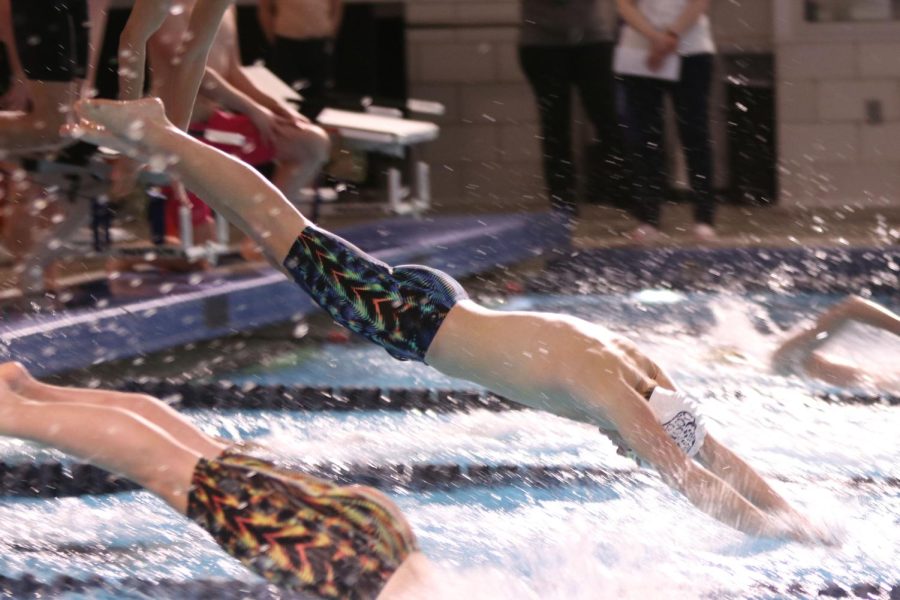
[0, 213, 569, 376]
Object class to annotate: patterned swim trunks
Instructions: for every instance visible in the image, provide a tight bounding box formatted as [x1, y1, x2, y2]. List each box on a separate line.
[282, 226, 469, 362]
[187, 447, 418, 599]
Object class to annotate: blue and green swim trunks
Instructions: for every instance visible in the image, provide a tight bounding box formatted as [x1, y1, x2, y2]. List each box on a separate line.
[283, 226, 469, 362]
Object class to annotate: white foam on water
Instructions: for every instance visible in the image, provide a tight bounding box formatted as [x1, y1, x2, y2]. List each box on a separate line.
[0, 292, 897, 597]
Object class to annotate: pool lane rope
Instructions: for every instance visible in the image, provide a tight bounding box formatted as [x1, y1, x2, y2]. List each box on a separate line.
[0, 458, 897, 499]
[0, 573, 894, 599]
[115, 381, 900, 410]
[118, 381, 522, 411]
[0, 461, 630, 498]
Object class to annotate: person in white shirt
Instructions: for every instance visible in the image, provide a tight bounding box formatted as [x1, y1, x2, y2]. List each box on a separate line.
[615, 0, 717, 243]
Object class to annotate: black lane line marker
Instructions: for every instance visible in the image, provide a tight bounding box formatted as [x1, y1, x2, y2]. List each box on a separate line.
[115, 381, 900, 409]
[0, 574, 895, 599]
[0, 460, 897, 499]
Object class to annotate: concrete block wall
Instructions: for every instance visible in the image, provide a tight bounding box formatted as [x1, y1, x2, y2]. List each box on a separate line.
[407, 23, 544, 207]
[405, 0, 774, 205]
[777, 40, 900, 207]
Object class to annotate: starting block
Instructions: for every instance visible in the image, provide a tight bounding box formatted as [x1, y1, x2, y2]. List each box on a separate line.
[241, 65, 441, 215]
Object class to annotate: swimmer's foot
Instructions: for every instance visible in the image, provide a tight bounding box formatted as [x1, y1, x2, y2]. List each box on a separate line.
[75, 98, 170, 136]
[0, 362, 30, 394]
[63, 98, 173, 159]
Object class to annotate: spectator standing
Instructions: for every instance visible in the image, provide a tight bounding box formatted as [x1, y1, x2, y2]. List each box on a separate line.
[615, 0, 717, 242]
[518, 0, 621, 220]
[258, 0, 343, 117]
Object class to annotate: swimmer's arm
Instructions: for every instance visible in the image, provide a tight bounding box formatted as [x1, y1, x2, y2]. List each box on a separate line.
[604, 386, 782, 537]
[772, 296, 899, 375]
[832, 295, 900, 336]
[800, 353, 864, 389]
[697, 435, 796, 515]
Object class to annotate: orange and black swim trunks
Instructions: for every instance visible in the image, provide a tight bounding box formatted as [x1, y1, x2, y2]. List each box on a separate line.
[187, 447, 418, 600]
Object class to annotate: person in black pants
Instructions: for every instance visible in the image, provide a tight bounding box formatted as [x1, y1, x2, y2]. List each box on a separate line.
[616, 0, 717, 242]
[518, 0, 621, 220]
[619, 54, 715, 237]
[0, 0, 90, 151]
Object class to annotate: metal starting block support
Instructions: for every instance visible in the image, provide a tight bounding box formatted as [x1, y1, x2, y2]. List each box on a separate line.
[16, 144, 235, 298]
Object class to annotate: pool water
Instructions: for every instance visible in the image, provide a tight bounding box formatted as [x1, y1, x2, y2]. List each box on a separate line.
[1, 291, 898, 598]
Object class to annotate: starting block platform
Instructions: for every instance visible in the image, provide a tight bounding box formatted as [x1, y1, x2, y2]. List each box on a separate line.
[242, 65, 440, 215]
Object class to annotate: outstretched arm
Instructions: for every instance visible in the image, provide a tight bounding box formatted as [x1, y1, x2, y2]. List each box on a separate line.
[698, 435, 795, 514]
[772, 295, 900, 383]
[428, 307, 816, 541]
[601, 382, 788, 538]
[831, 295, 900, 335]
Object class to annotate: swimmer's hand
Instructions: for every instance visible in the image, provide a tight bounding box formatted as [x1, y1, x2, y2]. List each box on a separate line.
[768, 513, 841, 547]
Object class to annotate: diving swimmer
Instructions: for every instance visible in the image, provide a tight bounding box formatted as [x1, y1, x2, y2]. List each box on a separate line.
[0, 361, 433, 600]
[66, 97, 834, 546]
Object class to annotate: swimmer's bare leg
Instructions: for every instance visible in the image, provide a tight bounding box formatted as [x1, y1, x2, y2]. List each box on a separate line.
[0, 373, 224, 512]
[118, 0, 172, 100]
[72, 98, 310, 263]
[272, 125, 332, 200]
[0, 362, 220, 456]
[160, 0, 235, 129]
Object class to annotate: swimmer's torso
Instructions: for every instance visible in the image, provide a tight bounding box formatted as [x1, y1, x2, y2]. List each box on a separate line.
[428, 304, 619, 426]
[273, 0, 336, 40]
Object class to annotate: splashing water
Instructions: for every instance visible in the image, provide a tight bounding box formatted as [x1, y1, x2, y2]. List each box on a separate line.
[0, 292, 897, 598]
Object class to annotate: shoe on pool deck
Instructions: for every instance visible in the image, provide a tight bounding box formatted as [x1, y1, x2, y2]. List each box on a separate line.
[627, 224, 662, 244]
[692, 223, 717, 243]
